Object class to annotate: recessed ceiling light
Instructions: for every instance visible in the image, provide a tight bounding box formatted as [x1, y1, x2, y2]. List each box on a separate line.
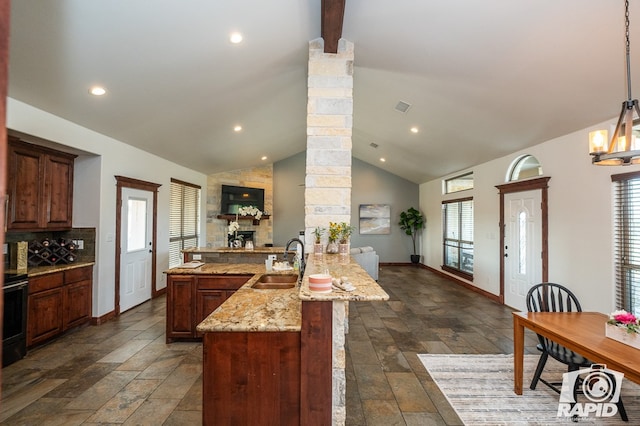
[410, 127, 419, 134]
[230, 32, 243, 44]
[380, 158, 386, 162]
[89, 86, 106, 96]
[233, 125, 242, 132]
[261, 156, 268, 161]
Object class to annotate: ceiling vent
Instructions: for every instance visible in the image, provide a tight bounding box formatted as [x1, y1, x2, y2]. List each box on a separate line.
[394, 101, 411, 113]
[369, 142, 379, 149]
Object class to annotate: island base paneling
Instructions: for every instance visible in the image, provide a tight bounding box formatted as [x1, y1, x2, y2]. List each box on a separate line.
[202, 331, 301, 426]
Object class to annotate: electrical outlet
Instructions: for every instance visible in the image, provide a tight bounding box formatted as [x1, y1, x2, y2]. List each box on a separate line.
[268, 254, 277, 261]
[73, 239, 84, 250]
[193, 254, 202, 260]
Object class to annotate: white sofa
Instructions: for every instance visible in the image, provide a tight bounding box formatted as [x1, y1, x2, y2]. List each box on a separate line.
[350, 246, 379, 280]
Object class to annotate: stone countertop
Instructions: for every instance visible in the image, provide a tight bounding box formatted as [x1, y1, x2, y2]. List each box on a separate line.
[6, 261, 96, 278]
[172, 255, 388, 334]
[299, 254, 389, 302]
[182, 247, 290, 255]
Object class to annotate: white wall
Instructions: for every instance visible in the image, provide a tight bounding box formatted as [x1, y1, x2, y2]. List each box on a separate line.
[7, 98, 208, 317]
[420, 119, 640, 313]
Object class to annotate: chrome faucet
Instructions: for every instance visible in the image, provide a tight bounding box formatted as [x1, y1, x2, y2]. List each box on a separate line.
[284, 238, 305, 281]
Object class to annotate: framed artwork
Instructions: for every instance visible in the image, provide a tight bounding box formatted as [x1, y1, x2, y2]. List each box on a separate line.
[359, 204, 391, 234]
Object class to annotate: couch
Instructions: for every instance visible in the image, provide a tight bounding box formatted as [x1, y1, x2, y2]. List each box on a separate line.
[349, 246, 379, 280]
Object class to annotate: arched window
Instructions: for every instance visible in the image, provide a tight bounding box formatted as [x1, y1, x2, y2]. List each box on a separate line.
[507, 155, 543, 182]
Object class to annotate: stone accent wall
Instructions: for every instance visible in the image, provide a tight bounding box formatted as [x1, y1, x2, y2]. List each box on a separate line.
[206, 166, 273, 248]
[305, 38, 354, 248]
[332, 301, 348, 425]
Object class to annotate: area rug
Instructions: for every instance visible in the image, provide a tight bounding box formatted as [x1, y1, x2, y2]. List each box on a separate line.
[418, 354, 640, 425]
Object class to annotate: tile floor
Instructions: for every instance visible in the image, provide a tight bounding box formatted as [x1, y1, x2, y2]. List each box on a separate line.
[0, 265, 539, 425]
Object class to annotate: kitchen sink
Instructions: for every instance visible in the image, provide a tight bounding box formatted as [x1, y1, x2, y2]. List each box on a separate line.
[251, 273, 298, 289]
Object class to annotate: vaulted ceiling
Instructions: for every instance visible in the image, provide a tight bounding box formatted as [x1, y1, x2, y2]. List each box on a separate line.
[8, 1, 639, 183]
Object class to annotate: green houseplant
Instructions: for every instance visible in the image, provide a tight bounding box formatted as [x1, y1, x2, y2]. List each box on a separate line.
[399, 207, 425, 263]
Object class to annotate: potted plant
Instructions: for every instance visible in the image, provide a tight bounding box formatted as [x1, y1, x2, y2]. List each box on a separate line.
[337, 222, 355, 254]
[399, 207, 425, 264]
[313, 226, 325, 255]
[327, 222, 341, 253]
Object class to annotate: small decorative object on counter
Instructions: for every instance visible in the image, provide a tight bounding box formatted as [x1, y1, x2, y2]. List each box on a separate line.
[309, 274, 332, 293]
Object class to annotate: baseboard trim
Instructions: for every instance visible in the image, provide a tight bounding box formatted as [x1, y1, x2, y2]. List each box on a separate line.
[420, 264, 501, 303]
[92, 309, 116, 325]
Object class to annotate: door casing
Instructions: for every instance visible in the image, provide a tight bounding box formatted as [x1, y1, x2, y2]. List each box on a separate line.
[496, 177, 550, 305]
[114, 176, 161, 316]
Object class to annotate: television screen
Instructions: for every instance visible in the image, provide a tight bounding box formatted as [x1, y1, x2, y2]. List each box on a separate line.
[221, 185, 265, 214]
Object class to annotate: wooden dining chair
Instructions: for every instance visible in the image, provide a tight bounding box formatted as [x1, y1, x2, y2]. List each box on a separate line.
[526, 282, 627, 421]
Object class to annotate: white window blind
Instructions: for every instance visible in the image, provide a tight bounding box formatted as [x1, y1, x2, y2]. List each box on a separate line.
[443, 197, 474, 277]
[169, 178, 201, 268]
[613, 171, 640, 315]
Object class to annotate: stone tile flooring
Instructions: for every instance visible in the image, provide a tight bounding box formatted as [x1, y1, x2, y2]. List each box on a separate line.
[0, 265, 539, 425]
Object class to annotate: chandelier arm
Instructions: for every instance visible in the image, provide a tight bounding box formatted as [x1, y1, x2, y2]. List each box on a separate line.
[608, 102, 628, 153]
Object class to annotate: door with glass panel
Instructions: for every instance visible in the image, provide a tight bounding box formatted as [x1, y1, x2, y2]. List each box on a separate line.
[120, 188, 153, 312]
[504, 190, 542, 311]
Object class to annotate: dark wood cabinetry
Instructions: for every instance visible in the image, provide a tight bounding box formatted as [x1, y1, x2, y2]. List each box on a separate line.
[203, 331, 301, 426]
[6, 137, 76, 231]
[27, 265, 93, 347]
[166, 274, 252, 342]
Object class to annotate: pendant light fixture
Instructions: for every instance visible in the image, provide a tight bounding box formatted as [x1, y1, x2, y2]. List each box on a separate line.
[589, 0, 640, 165]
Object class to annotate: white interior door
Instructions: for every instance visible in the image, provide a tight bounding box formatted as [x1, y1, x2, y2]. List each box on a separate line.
[504, 190, 542, 311]
[120, 188, 153, 312]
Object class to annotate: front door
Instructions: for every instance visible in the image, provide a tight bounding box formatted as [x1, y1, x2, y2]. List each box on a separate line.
[503, 190, 542, 311]
[120, 187, 153, 312]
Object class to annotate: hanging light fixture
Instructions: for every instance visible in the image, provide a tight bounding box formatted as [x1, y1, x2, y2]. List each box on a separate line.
[589, 0, 640, 165]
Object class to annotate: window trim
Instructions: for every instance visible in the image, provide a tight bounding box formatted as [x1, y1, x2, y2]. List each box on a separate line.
[612, 170, 640, 315]
[441, 196, 474, 281]
[169, 178, 201, 268]
[444, 172, 474, 194]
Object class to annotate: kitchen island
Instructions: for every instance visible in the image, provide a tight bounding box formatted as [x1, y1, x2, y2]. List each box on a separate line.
[166, 252, 388, 426]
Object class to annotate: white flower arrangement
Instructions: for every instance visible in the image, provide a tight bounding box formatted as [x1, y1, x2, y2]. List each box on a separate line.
[238, 205, 262, 220]
[228, 220, 240, 236]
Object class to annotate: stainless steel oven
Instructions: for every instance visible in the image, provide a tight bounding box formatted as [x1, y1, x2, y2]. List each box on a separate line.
[3, 272, 28, 367]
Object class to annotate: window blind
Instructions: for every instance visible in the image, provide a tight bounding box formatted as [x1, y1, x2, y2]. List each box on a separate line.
[442, 197, 474, 277]
[613, 171, 640, 316]
[169, 179, 201, 268]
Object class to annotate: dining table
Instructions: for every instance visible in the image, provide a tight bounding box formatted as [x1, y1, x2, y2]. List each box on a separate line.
[512, 311, 640, 395]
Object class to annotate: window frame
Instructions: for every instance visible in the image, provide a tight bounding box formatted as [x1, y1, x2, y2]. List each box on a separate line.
[442, 196, 474, 281]
[169, 178, 201, 268]
[612, 170, 640, 316]
[444, 172, 474, 194]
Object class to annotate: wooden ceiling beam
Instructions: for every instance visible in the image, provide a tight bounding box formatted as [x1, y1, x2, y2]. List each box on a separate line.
[321, 0, 345, 54]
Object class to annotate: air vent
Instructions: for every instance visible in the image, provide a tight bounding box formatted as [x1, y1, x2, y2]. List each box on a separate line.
[369, 142, 379, 149]
[394, 101, 411, 113]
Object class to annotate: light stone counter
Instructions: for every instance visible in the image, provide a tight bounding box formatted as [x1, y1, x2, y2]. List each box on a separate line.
[183, 246, 288, 255]
[175, 253, 388, 335]
[299, 254, 389, 302]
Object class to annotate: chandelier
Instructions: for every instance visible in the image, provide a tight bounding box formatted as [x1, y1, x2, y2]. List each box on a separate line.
[589, 0, 640, 165]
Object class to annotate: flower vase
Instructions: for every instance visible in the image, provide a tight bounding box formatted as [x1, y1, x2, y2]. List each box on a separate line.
[314, 243, 324, 255]
[233, 239, 242, 248]
[339, 243, 349, 255]
[605, 323, 640, 349]
[326, 242, 339, 254]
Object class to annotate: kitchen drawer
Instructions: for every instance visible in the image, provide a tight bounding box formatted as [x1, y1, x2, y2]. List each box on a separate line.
[29, 272, 64, 294]
[65, 265, 92, 283]
[197, 275, 252, 290]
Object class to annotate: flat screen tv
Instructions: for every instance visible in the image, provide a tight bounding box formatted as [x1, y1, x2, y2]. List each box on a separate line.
[220, 185, 265, 215]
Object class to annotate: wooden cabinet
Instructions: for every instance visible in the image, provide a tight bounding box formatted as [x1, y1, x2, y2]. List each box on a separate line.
[203, 331, 301, 425]
[166, 274, 252, 342]
[6, 137, 76, 231]
[27, 265, 93, 347]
